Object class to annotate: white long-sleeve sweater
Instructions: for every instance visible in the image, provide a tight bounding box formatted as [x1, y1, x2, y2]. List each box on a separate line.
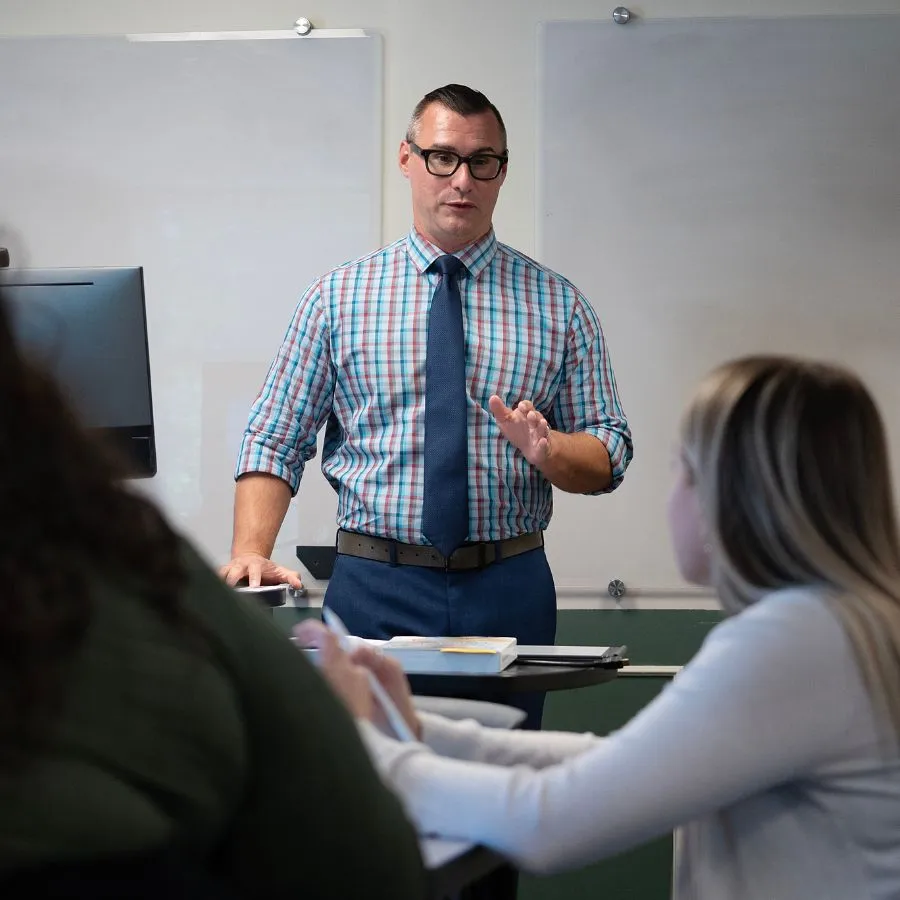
[360, 588, 900, 899]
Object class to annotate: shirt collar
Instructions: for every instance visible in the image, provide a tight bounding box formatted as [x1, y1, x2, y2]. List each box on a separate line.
[405, 227, 499, 280]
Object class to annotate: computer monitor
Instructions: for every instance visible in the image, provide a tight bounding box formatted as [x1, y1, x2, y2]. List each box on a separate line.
[0, 266, 157, 477]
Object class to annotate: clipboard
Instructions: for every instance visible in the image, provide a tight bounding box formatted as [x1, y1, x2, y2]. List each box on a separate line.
[515, 644, 628, 667]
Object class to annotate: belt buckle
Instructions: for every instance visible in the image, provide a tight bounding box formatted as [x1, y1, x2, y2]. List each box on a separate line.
[444, 545, 469, 572]
[444, 543, 490, 572]
[460, 543, 490, 571]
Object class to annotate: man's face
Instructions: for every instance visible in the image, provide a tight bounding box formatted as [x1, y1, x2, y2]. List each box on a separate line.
[398, 103, 507, 253]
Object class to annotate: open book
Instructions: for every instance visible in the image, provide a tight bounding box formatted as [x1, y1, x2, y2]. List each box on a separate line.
[380, 636, 518, 675]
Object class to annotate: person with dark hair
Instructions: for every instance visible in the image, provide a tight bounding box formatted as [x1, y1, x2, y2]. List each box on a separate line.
[0, 289, 425, 898]
[223, 83, 633, 730]
[301, 355, 900, 900]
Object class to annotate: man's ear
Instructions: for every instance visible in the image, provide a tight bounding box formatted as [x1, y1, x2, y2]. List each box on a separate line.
[398, 140, 412, 179]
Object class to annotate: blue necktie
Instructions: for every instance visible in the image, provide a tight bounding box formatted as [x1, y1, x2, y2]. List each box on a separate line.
[422, 254, 469, 558]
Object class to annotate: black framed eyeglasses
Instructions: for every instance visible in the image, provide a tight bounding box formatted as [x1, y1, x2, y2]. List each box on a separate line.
[409, 142, 508, 181]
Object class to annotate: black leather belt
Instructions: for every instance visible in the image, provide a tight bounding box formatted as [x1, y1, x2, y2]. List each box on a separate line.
[336, 530, 544, 572]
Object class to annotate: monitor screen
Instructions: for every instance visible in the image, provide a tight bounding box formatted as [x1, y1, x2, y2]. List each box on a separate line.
[0, 266, 157, 477]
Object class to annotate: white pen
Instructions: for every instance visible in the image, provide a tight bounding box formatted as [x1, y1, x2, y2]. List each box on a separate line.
[322, 608, 417, 743]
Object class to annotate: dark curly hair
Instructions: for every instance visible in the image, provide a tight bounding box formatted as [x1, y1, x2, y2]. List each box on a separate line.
[0, 288, 193, 770]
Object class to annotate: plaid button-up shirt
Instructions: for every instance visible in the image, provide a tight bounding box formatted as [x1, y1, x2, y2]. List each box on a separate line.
[236, 228, 632, 544]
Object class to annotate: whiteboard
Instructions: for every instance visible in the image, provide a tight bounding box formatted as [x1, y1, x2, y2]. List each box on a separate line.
[538, 17, 900, 593]
[0, 31, 382, 568]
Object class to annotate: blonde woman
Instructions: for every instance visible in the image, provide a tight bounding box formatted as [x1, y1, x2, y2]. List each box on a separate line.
[299, 355, 900, 899]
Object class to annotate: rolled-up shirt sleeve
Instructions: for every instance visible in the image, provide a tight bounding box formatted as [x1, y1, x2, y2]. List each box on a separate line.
[553, 294, 633, 493]
[235, 281, 335, 495]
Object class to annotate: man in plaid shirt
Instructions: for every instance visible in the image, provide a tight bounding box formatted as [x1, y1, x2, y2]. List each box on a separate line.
[222, 84, 632, 729]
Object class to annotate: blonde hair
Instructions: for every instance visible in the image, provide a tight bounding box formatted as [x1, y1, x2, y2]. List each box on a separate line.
[680, 355, 900, 742]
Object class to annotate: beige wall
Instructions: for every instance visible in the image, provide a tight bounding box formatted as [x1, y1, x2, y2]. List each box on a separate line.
[4, 0, 899, 606]
[4, 0, 900, 258]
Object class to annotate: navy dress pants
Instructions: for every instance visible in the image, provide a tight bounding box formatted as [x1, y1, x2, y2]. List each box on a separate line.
[323, 546, 557, 730]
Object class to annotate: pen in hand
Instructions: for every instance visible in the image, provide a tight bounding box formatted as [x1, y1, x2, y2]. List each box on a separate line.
[322, 608, 417, 743]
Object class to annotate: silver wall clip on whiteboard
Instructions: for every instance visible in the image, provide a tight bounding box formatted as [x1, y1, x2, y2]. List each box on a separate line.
[608, 579, 627, 609]
[612, 7, 632, 25]
[294, 17, 313, 36]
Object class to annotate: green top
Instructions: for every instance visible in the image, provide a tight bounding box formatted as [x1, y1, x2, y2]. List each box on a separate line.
[0, 541, 426, 899]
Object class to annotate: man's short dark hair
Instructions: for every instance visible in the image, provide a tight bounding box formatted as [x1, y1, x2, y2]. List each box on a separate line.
[406, 84, 507, 150]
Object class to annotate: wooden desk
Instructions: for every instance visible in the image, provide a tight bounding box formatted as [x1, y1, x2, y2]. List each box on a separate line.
[408, 661, 621, 699]
[422, 837, 506, 899]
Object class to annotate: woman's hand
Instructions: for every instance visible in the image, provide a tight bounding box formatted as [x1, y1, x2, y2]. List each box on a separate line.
[350, 644, 422, 741]
[293, 620, 373, 721]
[293, 619, 422, 740]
